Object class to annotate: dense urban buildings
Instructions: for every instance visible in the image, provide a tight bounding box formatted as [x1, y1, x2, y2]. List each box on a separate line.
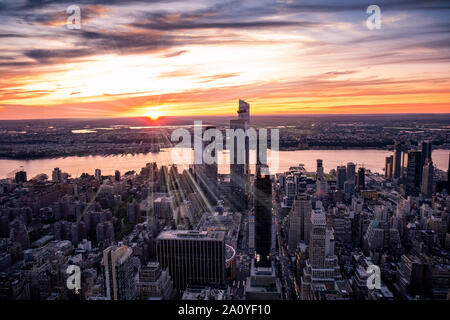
[0, 103, 449, 301]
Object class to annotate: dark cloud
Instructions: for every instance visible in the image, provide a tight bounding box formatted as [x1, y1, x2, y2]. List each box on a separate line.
[16, 5, 107, 26]
[162, 50, 188, 58]
[19, 0, 175, 10]
[132, 20, 319, 31]
[24, 48, 95, 63]
[285, 0, 450, 12]
[0, 33, 30, 38]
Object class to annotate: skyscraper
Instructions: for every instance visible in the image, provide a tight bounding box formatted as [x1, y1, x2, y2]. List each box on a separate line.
[103, 245, 137, 300]
[288, 194, 312, 250]
[300, 209, 341, 300]
[393, 141, 402, 179]
[421, 159, 434, 198]
[346, 162, 356, 182]
[420, 140, 432, 163]
[385, 156, 393, 180]
[357, 167, 365, 191]
[336, 166, 347, 190]
[309, 209, 328, 268]
[254, 136, 272, 261]
[230, 119, 247, 211]
[156, 230, 226, 293]
[406, 150, 422, 196]
[237, 99, 250, 181]
[419, 140, 432, 183]
[316, 159, 324, 181]
[194, 125, 218, 204]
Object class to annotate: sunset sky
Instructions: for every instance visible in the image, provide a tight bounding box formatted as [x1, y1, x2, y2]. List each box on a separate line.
[0, 0, 449, 119]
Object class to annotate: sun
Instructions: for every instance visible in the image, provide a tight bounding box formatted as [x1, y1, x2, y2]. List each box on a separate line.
[144, 109, 163, 120]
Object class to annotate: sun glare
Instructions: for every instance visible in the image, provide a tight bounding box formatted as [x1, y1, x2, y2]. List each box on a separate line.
[144, 110, 163, 120]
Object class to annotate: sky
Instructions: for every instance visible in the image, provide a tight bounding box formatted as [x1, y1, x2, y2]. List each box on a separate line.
[0, 0, 449, 119]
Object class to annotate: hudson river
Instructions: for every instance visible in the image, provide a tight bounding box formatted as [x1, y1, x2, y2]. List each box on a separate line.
[0, 149, 449, 179]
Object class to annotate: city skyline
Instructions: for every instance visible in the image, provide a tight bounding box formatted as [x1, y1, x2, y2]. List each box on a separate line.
[0, 0, 449, 306]
[1, 0, 450, 119]
[0, 99, 449, 302]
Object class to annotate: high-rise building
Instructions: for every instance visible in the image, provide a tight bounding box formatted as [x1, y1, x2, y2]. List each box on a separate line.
[309, 209, 328, 267]
[103, 245, 137, 300]
[194, 125, 218, 205]
[406, 150, 422, 196]
[228, 99, 251, 212]
[230, 119, 247, 211]
[421, 159, 434, 198]
[288, 194, 312, 250]
[420, 140, 432, 164]
[283, 178, 296, 208]
[159, 165, 168, 192]
[393, 141, 402, 179]
[254, 134, 272, 262]
[336, 166, 347, 190]
[300, 209, 341, 300]
[385, 156, 393, 180]
[346, 162, 356, 182]
[114, 170, 121, 182]
[52, 167, 62, 183]
[156, 230, 226, 293]
[237, 99, 250, 180]
[356, 167, 365, 191]
[419, 141, 432, 183]
[316, 159, 324, 181]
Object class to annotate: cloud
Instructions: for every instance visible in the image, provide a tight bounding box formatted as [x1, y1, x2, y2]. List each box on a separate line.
[0, 0, 449, 119]
[162, 50, 188, 58]
[198, 73, 240, 83]
[284, 0, 450, 12]
[132, 20, 320, 31]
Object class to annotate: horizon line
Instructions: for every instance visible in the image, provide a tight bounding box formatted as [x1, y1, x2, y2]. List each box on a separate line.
[2, 112, 450, 122]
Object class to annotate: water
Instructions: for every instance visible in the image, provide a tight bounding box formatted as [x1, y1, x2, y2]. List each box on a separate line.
[0, 149, 448, 179]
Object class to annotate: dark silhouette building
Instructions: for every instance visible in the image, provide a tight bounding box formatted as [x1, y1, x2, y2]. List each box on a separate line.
[14, 170, 27, 183]
[230, 119, 247, 211]
[393, 141, 402, 179]
[406, 150, 422, 196]
[356, 168, 365, 191]
[421, 159, 434, 198]
[254, 132, 272, 262]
